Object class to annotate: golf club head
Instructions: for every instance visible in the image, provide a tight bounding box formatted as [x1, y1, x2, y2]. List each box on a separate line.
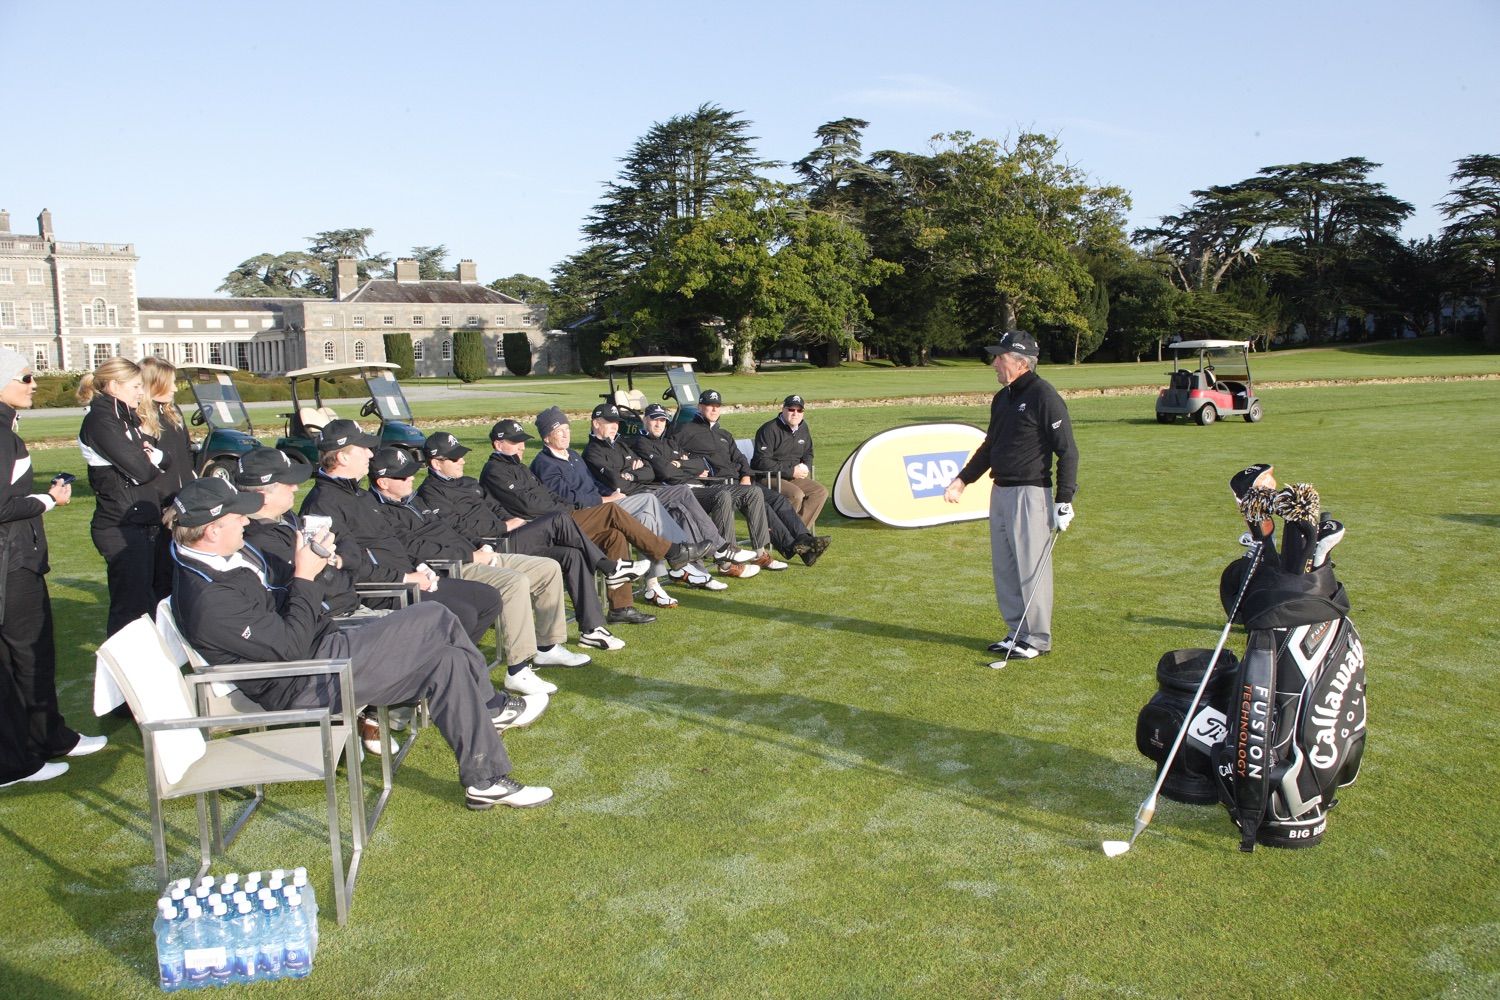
[1101, 840, 1131, 858]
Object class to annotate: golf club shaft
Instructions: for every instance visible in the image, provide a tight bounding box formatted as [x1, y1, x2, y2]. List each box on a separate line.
[1003, 528, 1060, 662]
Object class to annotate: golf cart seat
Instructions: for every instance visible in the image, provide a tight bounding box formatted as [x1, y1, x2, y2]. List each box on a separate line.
[1170, 370, 1194, 391]
[612, 389, 648, 414]
[299, 405, 341, 433]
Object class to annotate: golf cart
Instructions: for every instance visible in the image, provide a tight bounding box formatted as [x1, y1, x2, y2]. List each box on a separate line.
[276, 362, 427, 465]
[1155, 340, 1263, 425]
[601, 356, 701, 436]
[175, 363, 263, 482]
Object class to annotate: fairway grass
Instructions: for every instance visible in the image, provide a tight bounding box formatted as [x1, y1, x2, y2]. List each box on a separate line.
[1, 378, 1497, 997]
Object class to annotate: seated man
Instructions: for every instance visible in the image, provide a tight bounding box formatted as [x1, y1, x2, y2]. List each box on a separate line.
[752, 394, 828, 533]
[168, 477, 551, 810]
[670, 389, 831, 567]
[416, 431, 627, 652]
[368, 446, 590, 697]
[478, 418, 714, 626]
[298, 420, 502, 652]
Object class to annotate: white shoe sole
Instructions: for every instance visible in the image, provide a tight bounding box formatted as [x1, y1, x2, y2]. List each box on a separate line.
[533, 647, 591, 668]
[503, 672, 558, 696]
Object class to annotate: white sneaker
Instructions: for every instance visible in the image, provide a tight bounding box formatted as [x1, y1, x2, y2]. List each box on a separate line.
[604, 558, 651, 587]
[533, 645, 591, 668]
[579, 626, 625, 651]
[466, 775, 553, 809]
[493, 692, 549, 730]
[503, 665, 558, 695]
[1, 761, 69, 787]
[66, 734, 108, 758]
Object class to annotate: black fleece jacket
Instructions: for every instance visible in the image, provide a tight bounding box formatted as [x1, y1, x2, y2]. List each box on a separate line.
[668, 415, 750, 480]
[78, 393, 170, 528]
[956, 370, 1078, 503]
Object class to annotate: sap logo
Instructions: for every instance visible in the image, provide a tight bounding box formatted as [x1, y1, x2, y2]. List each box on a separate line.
[904, 451, 970, 498]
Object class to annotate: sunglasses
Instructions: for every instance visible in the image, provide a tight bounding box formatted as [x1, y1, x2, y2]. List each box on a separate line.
[785, 407, 803, 413]
[13, 374, 36, 385]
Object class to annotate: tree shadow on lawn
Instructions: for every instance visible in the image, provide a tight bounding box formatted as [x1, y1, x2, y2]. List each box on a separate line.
[694, 594, 992, 649]
[1442, 513, 1500, 528]
[574, 670, 1149, 849]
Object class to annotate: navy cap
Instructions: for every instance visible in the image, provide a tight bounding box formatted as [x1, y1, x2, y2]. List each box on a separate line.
[699, 389, 723, 406]
[984, 330, 1040, 360]
[424, 431, 471, 461]
[591, 403, 622, 422]
[369, 446, 418, 481]
[171, 478, 263, 528]
[235, 447, 312, 488]
[316, 419, 381, 452]
[535, 406, 569, 439]
[783, 394, 805, 409]
[643, 403, 669, 420]
[490, 419, 532, 443]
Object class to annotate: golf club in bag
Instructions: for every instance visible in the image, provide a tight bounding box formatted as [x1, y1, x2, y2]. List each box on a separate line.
[1103, 540, 1265, 858]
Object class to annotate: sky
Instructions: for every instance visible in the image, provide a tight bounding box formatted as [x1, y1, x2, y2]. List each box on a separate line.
[3, 0, 1496, 297]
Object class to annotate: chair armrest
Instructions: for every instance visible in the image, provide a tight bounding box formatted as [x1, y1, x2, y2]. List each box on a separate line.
[185, 658, 352, 685]
[142, 708, 330, 734]
[426, 557, 462, 577]
[355, 580, 419, 607]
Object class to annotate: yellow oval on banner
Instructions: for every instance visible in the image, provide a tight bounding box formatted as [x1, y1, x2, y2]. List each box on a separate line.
[842, 422, 990, 528]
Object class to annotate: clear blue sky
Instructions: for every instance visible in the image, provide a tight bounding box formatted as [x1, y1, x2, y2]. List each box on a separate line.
[4, 0, 1495, 296]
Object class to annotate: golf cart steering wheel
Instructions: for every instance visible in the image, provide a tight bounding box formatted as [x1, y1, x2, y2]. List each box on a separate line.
[661, 388, 676, 401]
[360, 399, 378, 417]
[190, 408, 206, 426]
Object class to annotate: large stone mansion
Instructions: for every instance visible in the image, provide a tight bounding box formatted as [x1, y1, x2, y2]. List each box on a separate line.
[0, 208, 575, 376]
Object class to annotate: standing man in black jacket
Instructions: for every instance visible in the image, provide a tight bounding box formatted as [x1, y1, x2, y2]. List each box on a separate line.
[944, 331, 1078, 662]
[752, 394, 828, 532]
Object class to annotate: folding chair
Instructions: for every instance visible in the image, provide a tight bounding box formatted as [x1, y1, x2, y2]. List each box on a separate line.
[96, 617, 364, 924]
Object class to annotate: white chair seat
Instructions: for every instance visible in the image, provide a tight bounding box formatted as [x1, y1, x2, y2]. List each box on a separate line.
[167, 723, 354, 798]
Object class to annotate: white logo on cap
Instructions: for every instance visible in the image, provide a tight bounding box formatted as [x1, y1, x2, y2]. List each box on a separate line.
[210, 503, 223, 516]
[260, 473, 273, 483]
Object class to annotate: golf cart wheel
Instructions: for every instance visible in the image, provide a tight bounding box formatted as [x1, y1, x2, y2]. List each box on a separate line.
[1194, 403, 1218, 426]
[205, 460, 237, 484]
[1155, 412, 1176, 424]
[1244, 400, 1263, 423]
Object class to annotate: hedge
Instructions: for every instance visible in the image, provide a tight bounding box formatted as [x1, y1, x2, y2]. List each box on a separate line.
[502, 332, 532, 376]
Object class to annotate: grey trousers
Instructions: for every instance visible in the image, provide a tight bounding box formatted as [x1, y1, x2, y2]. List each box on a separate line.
[691, 483, 770, 551]
[989, 485, 1055, 651]
[617, 492, 689, 577]
[455, 552, 566, 666]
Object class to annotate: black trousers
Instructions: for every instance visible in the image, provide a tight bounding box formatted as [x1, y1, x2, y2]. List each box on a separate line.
[0, 568, 79, 775]
[506, 511, 608, 633]
[422, 578, 502, 652]
[92, 521, 159, 638]
[759, 486, 810, 556]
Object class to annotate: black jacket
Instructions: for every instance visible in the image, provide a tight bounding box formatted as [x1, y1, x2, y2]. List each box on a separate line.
[371, 489, 477, 565]
[957, 370, 1078, 503]
[243, 512, 361, 616]
[300, 471, 416, 584]
[415, 470, 512, 543]
[581, 434, 657, 496]
[669, 415, 750, 480]
[147, 403, 195, 503]
[0, 404, 51, 579]
[751, 415, 815, 478]
[478, 451, 571, 520]
[78, 393, 170, 528]
[170, 543, 338, 710]
[627, 431, 710, 485]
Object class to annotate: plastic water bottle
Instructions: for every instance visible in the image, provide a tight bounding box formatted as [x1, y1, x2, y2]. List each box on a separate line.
[255, 896, 284, 981]
[230, 898, 260, 985]
[220, 872, 240, 897]
[281, 891, 313, 978]
[207, 902, 235, 986]
[287, 872, 319, 956]
[180, 906, 218, 990]
[156, 903, 185, 992]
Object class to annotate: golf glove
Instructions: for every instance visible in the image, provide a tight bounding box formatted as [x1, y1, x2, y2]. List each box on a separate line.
[1054, 502, 1075, 532]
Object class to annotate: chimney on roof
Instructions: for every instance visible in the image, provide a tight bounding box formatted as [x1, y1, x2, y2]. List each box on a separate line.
[333, 257, 360, 300]
[395, 258, 420, 283]
[0, 210, 10, 233]
[457, 259, 477, 284]
[37, 209, 53, 240]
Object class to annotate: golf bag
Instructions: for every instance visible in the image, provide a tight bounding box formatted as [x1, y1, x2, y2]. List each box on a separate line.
[1135, 648, 1238, 804]
[1211, 559, 1366, 850]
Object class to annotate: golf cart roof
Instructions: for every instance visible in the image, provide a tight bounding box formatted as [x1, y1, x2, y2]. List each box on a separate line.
[1168, 340, 1250, 351]
[174, 363, 240, 375]
[603, 356, 697, 368]
[284, 362, 400, 379]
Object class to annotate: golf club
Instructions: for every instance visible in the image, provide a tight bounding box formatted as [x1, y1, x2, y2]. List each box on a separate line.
[1103, 540, 1265, 857]
[989, 528, 1060, 668]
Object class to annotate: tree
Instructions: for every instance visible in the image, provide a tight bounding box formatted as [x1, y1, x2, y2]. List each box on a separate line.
[303, 228, 391, 295]
[408, 245, 451, 280]
[1106, 253, 1181, 361]
[383, 333, 415, 379]
[1439, 154, 1500, 349]
[452, 330, 486, 383]
[793, 117, 887, 220]
[489, 273, 551, 303]
[217, 251, 321, 297]
[1134, 182, 1279, 293]
[502, 332, 533, 376]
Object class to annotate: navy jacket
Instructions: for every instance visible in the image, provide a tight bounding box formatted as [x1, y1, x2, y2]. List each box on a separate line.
[530, 448, 605, 508]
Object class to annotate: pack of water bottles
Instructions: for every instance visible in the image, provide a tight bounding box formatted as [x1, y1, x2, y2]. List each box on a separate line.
[153, 868, 320, 991]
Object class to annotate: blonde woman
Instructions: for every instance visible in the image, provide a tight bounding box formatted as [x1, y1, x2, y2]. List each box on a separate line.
[137, 357, 195, 601]
[77, 356, 173, 636]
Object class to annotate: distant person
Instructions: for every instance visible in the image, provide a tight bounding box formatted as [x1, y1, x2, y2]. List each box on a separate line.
[77, 356, 172, 637]
[137, 357, 194, 602]
[751, 394, 828, 532]
[1, 347, 105, 788]
[943, 331, 1077, 663]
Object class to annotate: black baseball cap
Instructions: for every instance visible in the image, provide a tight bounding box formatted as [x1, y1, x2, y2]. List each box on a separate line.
[984, 330, 1040, 359]
[490, 419, 532, 443]
[424, 431, 471, 461]
[370, 446, 418, 481]
[171, 478, 263, 528]
[316, 419, 381, 452]
[783, 394, 805, 409]
[643, 403, 669, 420]
[235, 447, 313, 488]
[592, 403, 622, 422]
[699, 389, 723, 405]
[1229, 463, 1275, 502]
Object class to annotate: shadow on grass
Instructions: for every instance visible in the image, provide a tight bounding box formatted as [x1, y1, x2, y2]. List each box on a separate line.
[691, 594, 988, 648]
[1442, 513, 1500, 528]
[0, 959, 96, 1000]
[574, 670, 1140, 844]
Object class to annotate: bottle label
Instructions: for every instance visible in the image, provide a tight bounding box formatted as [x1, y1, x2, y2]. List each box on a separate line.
[184, 946, 226, 976]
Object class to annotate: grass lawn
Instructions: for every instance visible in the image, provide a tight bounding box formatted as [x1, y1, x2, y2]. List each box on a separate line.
[2, 373, 1498, 996]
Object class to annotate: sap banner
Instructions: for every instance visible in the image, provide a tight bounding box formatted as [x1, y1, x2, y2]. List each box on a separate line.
[833, 422, 989, 528]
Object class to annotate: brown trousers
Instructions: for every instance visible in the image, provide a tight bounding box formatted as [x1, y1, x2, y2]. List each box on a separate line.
[570, 504, 672, 609]
[777, 477, 828, 531]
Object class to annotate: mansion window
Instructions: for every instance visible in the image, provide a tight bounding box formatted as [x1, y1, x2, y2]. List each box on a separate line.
[206, 319, 222, 330]
[441, 340, 452, 362]
[82, 299, 119, 327]
[413, 341, 425, 362]
[89, 268, 107, 285]
[234, 319, 250, 329]
[91, 342, 118, 368]
[33, 345, 50, 371]
[382, 315, 394, 326]
[209, 343, 223, 365]
[412, 314, 424, 326]
[495, 339, 505, 360]
[322, 316, 334, 327]
[352, 315, 365, 328]
[466, 316, 481, 328]
[0, 303, 13, 328]
[27, 267, 43, 285]
[353, 341, 366, 361]
[182, 343, 198, 363]
[0, 268, 11, 284]
[31, 303, 48, 328]
[234, 344, 250, 370]
[439, 315, 452, 327]
[323, 341, 336, 362]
